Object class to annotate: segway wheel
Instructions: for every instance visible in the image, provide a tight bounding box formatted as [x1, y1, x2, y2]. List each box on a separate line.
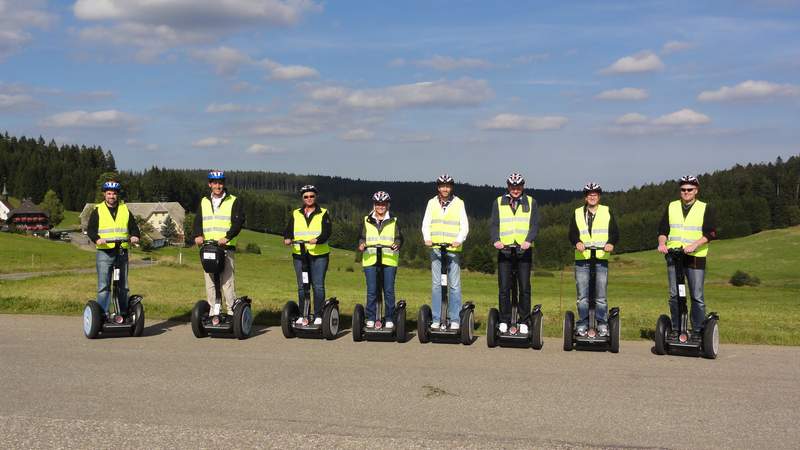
[417, 304, 432, 344]
[281, 301, 299, 339]
[83, 301, 103, 339]
[563, 310, 574, 351]
[460, 308, 474, 345]
[530, 310, 544, 350]
[608, 314, 620, 354]
[702, 318, 719, 359]
[130, 301, 145, 337]
[486, 308, 499, 348]
[395, 307, 407, 343]
[322, 304, 340, 340]
[191, 300, 210, 338]
[352, 304, 365, 342]
[654, 314, 671, 355]
[233, 302, 253, 340]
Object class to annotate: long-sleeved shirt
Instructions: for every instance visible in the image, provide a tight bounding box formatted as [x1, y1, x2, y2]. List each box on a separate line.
[282, 204, 332, 245]
[489, 193, 539, 243]
[568, 205, 620, 246]
[192, 191, 246, 244]
[87, 202, 141, 253]
[358, 211, 404, 248]
[421, 195, 469, 243]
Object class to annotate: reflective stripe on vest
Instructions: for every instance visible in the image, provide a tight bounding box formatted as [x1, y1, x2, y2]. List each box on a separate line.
[667, 200, 708, 257]
[575, 205, 611, 260]
[201, 194, 239, 247]
[292, 208, 330, 256]
[428, 197, 465, 252]
[497, 195, 534, 246]
[96, 202, 130, 249]
[362, 216, 398, 267]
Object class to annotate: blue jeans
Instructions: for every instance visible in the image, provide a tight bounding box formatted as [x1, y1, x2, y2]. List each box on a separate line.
[364, 265, 397, 321]
[430, 249, 462, 324]
[574, 260, 608, 328]
[667, 263, 706, 331]
[293, 254, 328, 318]
[96, 250, 129, 314]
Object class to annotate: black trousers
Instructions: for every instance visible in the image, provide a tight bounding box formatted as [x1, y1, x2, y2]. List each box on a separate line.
[497, 249, 533, 323]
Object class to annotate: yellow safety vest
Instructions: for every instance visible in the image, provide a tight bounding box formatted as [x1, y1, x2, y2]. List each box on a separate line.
[575, 205, 611, 260]
[292, 208, 330, 256]
[201, 194, 239, 247]
[667, 200, 708, 257]
[497, 195, 534, 246]
[96, 202, 130, 249]
[362, 215, 399, 267]
[428, 196, 465, 253]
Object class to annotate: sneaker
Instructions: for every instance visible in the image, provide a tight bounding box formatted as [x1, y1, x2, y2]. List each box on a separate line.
[520, 324, 529, 335]
[313, 317, 323, 326]
[576, 326, 588, 337]
[295, 317, 304, 325]
[385, 321, 394, 329]
[499, 322, 508, 333]
[450, 322, 460, 330]
[366, 320, 375, 328]
[431, 321, 440, 329]
[668, 330, 680, 340]
[597, 324, 609, 337]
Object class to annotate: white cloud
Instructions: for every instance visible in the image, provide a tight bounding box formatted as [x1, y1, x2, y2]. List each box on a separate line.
[308, 78, 493, 110]
[0, 0, 56, 60]
[697, 80, 800, 102]
[205, 102, 268, 113]
[268, 64, 319, 80]
[41, 110, 137, 128]
[192, 46, 253, 75]
[246, 143, 282, 154]
[192, 137, 229, 148]
[393, 133, 433, 143]
[652, 108, 711, 126]
[0, 93, 35, 109]
[601, 51, 664, 75]
[661, 40, 693, 55]
[251, 119, 323, 136]
[615, 113, 648, 125]
[479, 113, 568, 131]
[145, 143, 159, 151]
[608, 109, 711, 135]
[513, 53, 550, 64]
[595, 87, 649, 101]
[415, 55, 492, 71]
[340, 128, 374, 141]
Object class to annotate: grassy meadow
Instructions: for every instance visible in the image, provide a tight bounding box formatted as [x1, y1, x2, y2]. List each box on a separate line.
[1, 226, 798, 345]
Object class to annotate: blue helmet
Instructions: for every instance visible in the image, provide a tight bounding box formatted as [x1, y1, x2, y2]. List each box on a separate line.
[208, 170, 225, 181]
[101, 181, 121, 192]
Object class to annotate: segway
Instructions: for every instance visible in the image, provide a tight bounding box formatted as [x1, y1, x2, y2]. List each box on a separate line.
[417, 243, 475, 345]
[563, 246, 620, 352]
[352, 244, 407, 343]
[280, 240, 340, 340]
[190, 240, 253, 339]
[487, 244, 544, 349]
[83, 238, 144, 339]
[654, 248, 719, 359]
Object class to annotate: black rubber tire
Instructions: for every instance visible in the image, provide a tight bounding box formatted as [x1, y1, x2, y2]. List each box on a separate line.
[191, 300, 209, 338]
[417, 305, 432, 343]
[281, 301, 299, 339]
[654, 314, 671, 355]
[83, 301, 103, 339]
[563, 310, 574, 351]
[530, 310, 544, 350]
[702, 318, 719, 359]
[395, 306, 407, 343]
[322, 304, 339, 340]
[233, 303, 253, 340]
[460, 309, 475, 345]
[130, 301, 145, 337]
[608, 314, 620, 354]
[352, 304, 364, 342]
[487, 308, 499, 348]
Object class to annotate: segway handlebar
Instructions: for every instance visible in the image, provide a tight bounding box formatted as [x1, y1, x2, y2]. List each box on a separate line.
[363, 244, 393, 249]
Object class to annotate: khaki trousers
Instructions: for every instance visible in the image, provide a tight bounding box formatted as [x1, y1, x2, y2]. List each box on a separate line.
[204, 249, 236, 314]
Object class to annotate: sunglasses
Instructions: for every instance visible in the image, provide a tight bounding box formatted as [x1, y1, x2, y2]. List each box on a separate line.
[680, 188, 696, 192]
[303, 195, 316, 199]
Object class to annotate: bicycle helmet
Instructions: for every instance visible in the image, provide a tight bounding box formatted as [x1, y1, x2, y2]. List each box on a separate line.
[300, 185, 318, 195]
[372, 191, 391, 202]
[506, 172, 525, 186]
[679, 175, 699, 186]
[436, 173, 454, 185]
[101, 181, 121, 191]
[207, 170, 225, 180]
[583, 182, 602, 195]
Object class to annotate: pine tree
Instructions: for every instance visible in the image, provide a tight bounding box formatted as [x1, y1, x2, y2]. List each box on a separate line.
[161, 215, 178, 243]
[39, 189, 65, 227]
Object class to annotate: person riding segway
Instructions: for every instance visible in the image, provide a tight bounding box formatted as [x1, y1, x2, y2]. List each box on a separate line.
[486, 173, 543, 349]
[418, 174, 475, 345]
[281, 185, 340, 339]
[563, 182, 620, 352]
[83, 181, 143, 338]
[352, 191, 407, 343]
[654, 175, 719, 358]
[190, 170, 253, 339]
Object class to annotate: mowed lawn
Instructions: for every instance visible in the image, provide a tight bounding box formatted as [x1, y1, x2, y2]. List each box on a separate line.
[1, 226, 798, 345]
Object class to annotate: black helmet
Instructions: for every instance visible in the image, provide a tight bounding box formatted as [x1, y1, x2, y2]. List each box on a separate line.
[583, 182, 602, 195]
[300, 185, 318, 195]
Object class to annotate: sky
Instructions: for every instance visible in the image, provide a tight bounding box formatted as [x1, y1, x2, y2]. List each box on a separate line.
[1, 0, 799, 190]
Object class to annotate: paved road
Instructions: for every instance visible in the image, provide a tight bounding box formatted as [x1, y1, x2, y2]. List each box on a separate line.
[1, 315, 798, 449]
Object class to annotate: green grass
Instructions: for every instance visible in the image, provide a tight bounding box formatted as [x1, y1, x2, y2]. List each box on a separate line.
[1, 227, 799, 345]
[54, 210, 82, 229]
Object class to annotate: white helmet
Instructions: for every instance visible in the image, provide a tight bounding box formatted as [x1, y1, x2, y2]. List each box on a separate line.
[679, 175, 699, 186]
[506, 172, 525, 186]
[583, 182, 602, 194]
[299, 185, 318, 194]
[435, 173, 454, 185]
[372, 191, 391, 202]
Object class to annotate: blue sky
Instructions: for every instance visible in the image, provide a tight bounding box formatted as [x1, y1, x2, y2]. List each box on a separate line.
[1, 0, 799, 189]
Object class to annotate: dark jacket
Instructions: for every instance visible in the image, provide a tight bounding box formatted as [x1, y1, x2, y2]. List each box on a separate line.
[87, 202, 141, 253]
[358, 213, 404, 249]
[283, 204, 332, 245]
[489, 194, 539, 243]
[192, 192, 246, 245]
[568, 205, 620, 246]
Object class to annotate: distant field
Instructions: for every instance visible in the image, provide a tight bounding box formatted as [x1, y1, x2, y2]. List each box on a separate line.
[1, 226, 798, 345]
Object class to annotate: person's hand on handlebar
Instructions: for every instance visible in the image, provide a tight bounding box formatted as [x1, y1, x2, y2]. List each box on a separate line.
[657, 243, 669, 254]
[96, 238, 106, 246]
[424, 240, 433, 247]
[218, 237, 229, 246]
[130, 236, 140, 245]
[521, 241, 531, 251]
[603, 243, 613, 253]
[576, 242, 585, 252]
[450, 241, 461, 249]
[391, 243, 399, 250]
[309, 238, 318, 244]
[358, 243, 366, 252]
[194, 236, 204, 246]
[683, 242, 698, 254]
[493, 241, 504, 249]
[283, 238, 292, 246]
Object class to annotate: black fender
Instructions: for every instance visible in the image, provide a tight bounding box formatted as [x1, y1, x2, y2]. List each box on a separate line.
[532, 304, 543, 315]
[609, 307, 620, 318]
[704, 311, 719, 322]
[324, 297, 339, 308]
[231, 296, 252, 311]
[128, 295, 143, 308]
[396, 300, 407, 310]
[460, 301, 475, 312]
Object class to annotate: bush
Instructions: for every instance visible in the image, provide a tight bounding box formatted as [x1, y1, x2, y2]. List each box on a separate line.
[244, 243, 261, 254]
[730, 270, 760, 287]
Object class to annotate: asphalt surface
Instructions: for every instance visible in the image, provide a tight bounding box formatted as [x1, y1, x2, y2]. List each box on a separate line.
[1, 315, 798, 449]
